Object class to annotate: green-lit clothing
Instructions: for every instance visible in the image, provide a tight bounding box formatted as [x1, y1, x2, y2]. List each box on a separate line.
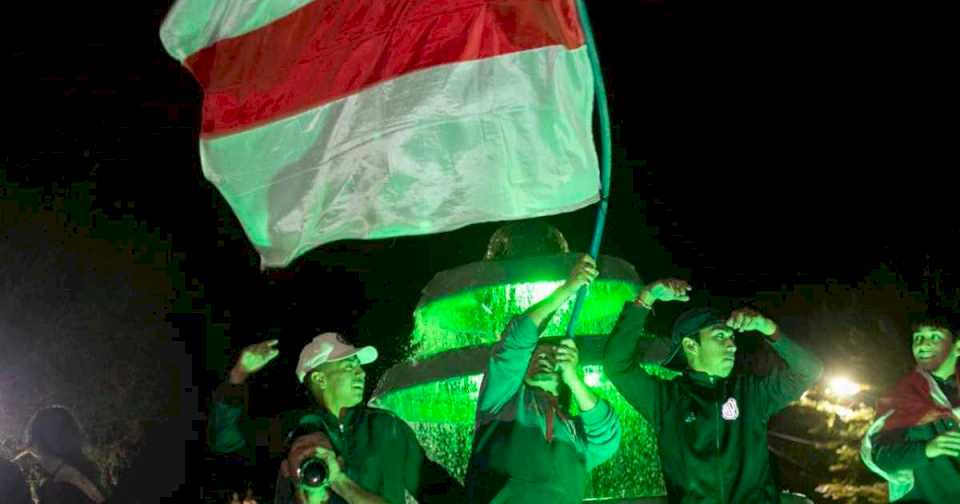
[603, 303, 823, 504]
[208, 383, 464, 504]
[870, 375, 959, 503]
[466, 316, 621, 504]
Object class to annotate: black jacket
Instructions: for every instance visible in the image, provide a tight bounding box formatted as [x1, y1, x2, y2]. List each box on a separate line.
[208, 382, 465, 504]
[603, 303, 823, 503]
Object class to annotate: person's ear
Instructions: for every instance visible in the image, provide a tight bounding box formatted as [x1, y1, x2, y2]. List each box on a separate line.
[682, 336, 699, 355]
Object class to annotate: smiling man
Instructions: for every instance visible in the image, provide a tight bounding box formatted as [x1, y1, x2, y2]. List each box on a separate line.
[862, 314, 960, 503]
[603, 279, 823, 503]
[209, 333, 464, 504]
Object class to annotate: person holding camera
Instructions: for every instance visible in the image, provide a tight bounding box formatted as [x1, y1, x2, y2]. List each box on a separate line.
[275, 422, 387, 504]
[209, 333, 464, 504]
[465, 255, 621, 503]
[861, 314, 960, 502]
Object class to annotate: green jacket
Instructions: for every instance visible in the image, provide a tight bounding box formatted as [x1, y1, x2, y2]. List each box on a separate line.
[208, 383, 464, 504]
[868, 373, 959, 503]
[466, 316, 621, 504]
[603, 303, 823, 504]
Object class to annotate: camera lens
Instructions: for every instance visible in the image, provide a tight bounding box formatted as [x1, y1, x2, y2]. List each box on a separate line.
[298, 457, 329, 488]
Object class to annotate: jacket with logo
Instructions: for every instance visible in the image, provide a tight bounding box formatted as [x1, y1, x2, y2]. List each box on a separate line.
[603, 303, 823, 503]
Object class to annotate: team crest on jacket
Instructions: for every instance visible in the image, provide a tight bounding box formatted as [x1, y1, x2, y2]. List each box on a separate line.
[721, 397, 739, 420]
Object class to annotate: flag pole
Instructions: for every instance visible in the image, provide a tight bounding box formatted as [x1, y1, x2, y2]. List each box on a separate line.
[567, 0, 612, 339]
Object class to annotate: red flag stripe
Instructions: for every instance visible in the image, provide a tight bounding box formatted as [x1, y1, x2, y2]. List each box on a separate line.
[185, 0, 585, 137]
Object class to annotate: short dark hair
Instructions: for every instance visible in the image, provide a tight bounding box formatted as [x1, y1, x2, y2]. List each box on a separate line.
[909, 312, 955, 337]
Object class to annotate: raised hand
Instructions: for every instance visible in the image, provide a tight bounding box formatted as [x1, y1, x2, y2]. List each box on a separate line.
[554, 339, 581, 385]
[230, 339, 280, 384]
[925, 431, 960, 459]
[636, 278, 691, 307]
[726, 308, 777, 337]
[564, 255, 599, 291]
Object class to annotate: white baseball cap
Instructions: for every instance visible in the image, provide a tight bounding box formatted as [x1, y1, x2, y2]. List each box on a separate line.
[296, 332, 378, 383]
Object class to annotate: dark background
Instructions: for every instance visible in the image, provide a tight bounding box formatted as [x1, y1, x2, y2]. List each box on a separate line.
[3, 1, 955, 501]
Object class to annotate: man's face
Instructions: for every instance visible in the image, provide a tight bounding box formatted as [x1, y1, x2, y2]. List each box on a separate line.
[912, 325, 956, 372]
[524, 343, 560, 390]
[317, 356, 366, 407]
[284, 433, 333, 504]
[688, 324, 737, 378]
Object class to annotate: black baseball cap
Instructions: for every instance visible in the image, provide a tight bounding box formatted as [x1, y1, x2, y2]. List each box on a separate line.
[660, 307, 728, 370]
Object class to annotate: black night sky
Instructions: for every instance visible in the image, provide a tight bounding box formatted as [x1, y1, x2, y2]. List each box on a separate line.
[3, 1, 955, 502]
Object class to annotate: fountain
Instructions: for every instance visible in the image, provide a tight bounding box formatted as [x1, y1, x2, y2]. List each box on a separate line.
[371, 222, 670, 501]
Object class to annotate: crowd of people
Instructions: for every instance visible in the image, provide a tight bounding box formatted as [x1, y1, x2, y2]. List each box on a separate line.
[206, 255, 957, 503]
[0, 256, 960, 504]
[186, 254, 929, 503]
[3, 258, 956, 503]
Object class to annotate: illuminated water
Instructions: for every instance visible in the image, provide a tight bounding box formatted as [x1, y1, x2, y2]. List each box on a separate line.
[377, 276, 671, 498]
[411, 280, 640, 359]
[376, 370, 669, 497]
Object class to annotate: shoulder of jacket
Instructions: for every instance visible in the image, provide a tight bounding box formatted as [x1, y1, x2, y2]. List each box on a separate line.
[359, 405, 402, 422]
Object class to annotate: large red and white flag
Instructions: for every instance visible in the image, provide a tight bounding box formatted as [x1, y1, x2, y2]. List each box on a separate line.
[161, 0, 599, 267]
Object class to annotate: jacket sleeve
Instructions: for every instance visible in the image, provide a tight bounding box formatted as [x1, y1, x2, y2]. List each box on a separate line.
[602, 302, 662, 429]
[870, 426, 932, 472]
[476, 316, 540, 415]
[207, 382, 281, 463]
[580, 399, 622, 470]
[757, 334, 823, 418]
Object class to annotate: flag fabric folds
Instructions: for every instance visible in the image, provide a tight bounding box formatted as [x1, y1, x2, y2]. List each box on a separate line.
[161, 0, 599, 267]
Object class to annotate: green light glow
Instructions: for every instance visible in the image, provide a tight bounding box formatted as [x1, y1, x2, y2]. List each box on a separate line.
[411, 280, 640, 359]
[373, 369, 667, 497]
[381, 273, 669, 498]
[372, 374, 483, 425]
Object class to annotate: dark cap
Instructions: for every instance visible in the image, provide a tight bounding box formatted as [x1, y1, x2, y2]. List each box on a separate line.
[661, 307, 728, 369]
[285, 415, 327, 450]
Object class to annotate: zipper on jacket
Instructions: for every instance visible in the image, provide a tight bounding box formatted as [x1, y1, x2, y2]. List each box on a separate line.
[338, 421, 349, 479]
